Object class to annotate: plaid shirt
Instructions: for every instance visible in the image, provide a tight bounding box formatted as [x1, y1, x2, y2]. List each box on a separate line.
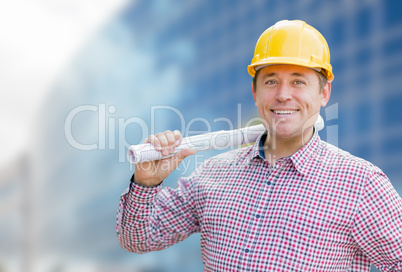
[117, 131, 402, 271]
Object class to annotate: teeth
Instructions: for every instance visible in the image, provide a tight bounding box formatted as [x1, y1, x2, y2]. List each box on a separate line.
[273, 110, 298, 115]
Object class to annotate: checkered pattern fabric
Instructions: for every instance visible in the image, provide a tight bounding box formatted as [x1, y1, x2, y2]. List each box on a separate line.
[117, 131, 402, 271]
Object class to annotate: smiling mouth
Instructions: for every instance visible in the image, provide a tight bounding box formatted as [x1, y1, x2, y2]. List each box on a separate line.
[271, 110, 299, 115]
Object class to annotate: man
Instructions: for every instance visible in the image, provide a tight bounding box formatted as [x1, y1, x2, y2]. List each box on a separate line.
[117, 20, 402, 271]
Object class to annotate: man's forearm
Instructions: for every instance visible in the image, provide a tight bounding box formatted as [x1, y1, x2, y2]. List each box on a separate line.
[116, 181, 163, 253]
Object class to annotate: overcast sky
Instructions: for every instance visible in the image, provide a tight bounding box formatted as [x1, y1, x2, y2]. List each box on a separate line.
[0, 0, 129, 167]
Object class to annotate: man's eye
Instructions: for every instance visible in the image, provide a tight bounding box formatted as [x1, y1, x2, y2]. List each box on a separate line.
[294, 80, 305, 85]
[265, 80, 276, 85]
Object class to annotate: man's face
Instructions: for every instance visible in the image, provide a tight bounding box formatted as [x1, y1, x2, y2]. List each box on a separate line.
[252, 64, 331, 142]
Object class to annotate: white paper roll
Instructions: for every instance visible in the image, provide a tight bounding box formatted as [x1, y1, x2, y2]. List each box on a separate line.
[127, 115, 324, 164]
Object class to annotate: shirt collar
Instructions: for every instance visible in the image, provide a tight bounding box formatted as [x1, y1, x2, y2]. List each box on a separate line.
[251, 129, 321, 175]
[289, 129, 321, 175]
[251, 131, 267, 161]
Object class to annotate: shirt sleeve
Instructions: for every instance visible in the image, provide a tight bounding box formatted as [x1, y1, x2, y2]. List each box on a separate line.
[352, 170, 402, 271]
[116, 174, 200, 254]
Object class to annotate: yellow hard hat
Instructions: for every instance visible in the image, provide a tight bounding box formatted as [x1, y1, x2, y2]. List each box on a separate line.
[248, 20, 334, 81]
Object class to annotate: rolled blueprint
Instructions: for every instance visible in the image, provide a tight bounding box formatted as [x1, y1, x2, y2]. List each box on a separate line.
[128, 115, 324, 164]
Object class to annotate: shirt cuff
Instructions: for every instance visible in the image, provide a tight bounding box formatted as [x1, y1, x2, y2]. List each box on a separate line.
[126, 175, 163, 204]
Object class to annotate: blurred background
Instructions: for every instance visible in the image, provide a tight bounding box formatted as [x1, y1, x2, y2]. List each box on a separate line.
[1, 0, 401, 271]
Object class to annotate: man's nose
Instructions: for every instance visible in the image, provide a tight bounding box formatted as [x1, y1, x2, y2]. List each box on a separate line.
[275, 84, 292, 102]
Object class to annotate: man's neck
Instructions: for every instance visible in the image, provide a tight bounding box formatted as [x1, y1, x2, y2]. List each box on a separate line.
[263, 129, 314, 166]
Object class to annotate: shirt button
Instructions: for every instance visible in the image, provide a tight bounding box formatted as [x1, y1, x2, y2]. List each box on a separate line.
[267, 181, 272, 185]
[244, 248, 249, 253]
[255, 214, 260, 219]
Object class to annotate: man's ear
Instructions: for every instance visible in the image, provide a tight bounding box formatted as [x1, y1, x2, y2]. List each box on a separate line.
[320, 81, 331, 107]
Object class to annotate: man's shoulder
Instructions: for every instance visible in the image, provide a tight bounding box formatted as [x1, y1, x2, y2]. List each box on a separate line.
[318, 140, 384, 175]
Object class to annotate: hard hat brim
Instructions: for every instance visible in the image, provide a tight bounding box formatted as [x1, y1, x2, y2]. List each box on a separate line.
[248, 57, 334, 81]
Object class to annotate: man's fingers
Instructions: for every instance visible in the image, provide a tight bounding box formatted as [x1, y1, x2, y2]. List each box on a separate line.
[144, 135, 161, 150]
[170, 148, 197, 169]
[165, 131, 177, 154]
[180, 148, 197, 158]
[173, 130, 182, 146]
[144, 130, 183, 157]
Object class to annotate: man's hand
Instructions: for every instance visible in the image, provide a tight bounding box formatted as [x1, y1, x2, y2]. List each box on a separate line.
[133, 130, 196, 187]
